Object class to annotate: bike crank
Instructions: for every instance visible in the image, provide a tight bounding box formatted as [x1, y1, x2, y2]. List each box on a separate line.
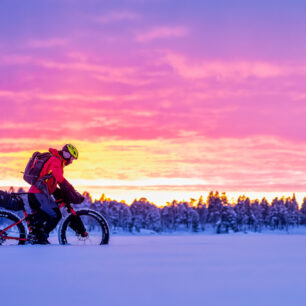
[0, 231, 8, 244]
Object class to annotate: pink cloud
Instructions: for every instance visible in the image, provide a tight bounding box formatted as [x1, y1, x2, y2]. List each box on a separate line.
[1, 54, 150, 87]
[0, 89, 159, 103]
[164, 52, 289, 79]
[136, 26, 188, 42]
[1, 49, 306, 145]
[35, 58, 136, 75]
[1, 54, 136, 76]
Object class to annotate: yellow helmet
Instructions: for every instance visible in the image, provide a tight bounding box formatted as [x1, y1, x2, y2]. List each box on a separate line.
[62, 144, 79, 160]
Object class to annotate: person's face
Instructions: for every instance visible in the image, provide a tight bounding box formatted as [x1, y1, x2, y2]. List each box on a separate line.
[63, 151, 76, 166]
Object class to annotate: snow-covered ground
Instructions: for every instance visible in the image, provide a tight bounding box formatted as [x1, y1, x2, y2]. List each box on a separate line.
[1, 233, 306, 306]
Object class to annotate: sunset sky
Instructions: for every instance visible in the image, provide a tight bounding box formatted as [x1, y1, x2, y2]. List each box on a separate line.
[1, 0, 306, 205]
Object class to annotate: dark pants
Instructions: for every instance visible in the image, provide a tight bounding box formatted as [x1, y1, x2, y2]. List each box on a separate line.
[28, 193, 61, 234]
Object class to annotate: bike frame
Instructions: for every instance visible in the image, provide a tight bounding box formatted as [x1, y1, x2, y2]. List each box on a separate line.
[0, 198, 77, 243]
[0, 211, 28, 242]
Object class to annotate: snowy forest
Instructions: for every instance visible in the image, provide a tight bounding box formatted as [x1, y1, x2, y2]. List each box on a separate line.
[70, 190, 306, 233]
[8, 188, 306, 234]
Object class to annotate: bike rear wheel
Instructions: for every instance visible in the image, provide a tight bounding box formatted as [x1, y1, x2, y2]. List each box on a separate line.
[0, 209, 26, 245]
[58, 209, 110, 246]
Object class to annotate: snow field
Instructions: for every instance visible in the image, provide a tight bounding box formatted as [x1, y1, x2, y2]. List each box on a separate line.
[0, 234, 306, 306]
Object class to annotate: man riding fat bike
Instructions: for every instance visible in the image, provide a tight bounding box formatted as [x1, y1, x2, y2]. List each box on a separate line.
[26, 144, 84, 244]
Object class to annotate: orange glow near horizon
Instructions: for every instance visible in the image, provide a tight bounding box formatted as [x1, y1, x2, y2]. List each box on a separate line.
[0, 138, 306, 207]
[1, 180, 304, 207]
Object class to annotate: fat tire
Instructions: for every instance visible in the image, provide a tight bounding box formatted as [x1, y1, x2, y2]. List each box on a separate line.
[0, 209, 27, 245]
[58, 209, 110, 245]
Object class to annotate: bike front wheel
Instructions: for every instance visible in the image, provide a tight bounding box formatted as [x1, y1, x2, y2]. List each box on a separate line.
[58, 209, 110, 246]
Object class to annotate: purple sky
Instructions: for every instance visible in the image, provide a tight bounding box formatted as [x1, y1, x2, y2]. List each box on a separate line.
[1, 0, 306, 202]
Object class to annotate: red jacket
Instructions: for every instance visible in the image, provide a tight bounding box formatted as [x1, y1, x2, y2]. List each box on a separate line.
[29, 148, 65, 195]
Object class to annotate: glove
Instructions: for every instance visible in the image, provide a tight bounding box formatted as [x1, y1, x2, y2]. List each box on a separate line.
[74, 192, 85, 204]
[53, 188, 65, 201]
[53, 187, 71, 204]
[59, 179, 85, 204]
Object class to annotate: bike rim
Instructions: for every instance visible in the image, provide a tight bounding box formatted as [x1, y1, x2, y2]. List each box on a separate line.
[0, 216, 23, 246]
[64, 215, 105, 246]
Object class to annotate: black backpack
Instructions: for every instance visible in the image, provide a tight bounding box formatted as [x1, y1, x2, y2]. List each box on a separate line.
[0, 190, 24, 211]
[23, 152, 52, 187]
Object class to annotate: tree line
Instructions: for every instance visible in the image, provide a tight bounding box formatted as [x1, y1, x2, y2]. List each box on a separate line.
[79, 191, 306, 234]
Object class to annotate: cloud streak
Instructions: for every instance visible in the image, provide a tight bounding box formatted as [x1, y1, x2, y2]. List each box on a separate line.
[136, 26, 188, 42]
[164, 52, 298, 80]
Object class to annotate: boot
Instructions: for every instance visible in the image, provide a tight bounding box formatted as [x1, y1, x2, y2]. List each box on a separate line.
[29, 228, 50, 245]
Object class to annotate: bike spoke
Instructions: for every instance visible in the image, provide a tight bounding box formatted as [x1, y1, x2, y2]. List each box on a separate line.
[65, 215, 104, 246]
[0, 217, 22, 246]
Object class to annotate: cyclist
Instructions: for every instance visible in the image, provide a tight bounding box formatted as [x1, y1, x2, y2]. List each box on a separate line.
[28, 144, 84, 244]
